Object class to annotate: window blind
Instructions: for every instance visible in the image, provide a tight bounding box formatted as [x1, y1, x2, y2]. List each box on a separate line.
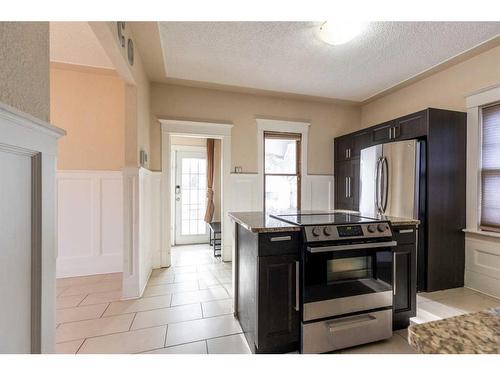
[480, 103, 500, 232]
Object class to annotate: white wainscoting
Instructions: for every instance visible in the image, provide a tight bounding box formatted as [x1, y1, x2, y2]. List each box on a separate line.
[122, 167, 162, 299]
[56, 171, 123, 278]
[302, 175, 335, 211]
[229, 173, 261, 212]
[465, 233, 500, 299]
[228, 173, 335, 213]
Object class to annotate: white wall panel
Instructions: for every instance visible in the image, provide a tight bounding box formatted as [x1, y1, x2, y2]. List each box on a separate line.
[56, 171, 123, 278]
[303, 175, 335, 211]
[465, 234, 500, 299]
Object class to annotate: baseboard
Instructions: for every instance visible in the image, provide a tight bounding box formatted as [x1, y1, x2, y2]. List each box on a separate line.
[56, 254, 122, 278]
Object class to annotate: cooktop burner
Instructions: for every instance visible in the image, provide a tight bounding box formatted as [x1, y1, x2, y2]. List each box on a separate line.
[271, 212, 378, 226]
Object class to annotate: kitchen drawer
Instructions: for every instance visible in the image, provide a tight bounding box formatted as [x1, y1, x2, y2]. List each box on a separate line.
[393, 226, 417, 245]
[301, 309, 392, 354]
[258, 231, 301, 256]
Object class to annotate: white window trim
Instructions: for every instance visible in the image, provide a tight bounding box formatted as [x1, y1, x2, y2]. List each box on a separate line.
[464, 84, 500, 234]
[256, 119, 310, 211]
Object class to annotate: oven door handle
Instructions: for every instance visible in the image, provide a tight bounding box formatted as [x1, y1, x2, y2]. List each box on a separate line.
[307, 241, 397, 253]
[327, 314, 377, 333]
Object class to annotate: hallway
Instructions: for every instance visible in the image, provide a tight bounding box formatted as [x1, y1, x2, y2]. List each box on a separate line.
[55, 245, 250, 354]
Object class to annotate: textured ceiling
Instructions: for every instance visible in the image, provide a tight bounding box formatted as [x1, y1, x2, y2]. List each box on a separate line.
[50, 22, 114, 69]
[158, 22, 500, 101]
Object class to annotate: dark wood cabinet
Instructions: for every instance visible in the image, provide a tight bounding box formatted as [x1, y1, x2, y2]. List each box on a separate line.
[393, 111, 427, 141]
[236, 225, 300, 353]
[371, 120, 394, 144]
[257, 254, 299, 352]
[392, 225, 417, 330]
[334, 135, 352, 161]
[334, 159, 358, 211]
[334, 108, 466, 293]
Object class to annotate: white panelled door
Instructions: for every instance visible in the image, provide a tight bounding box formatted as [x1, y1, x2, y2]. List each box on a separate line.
[174, 151, 209, 245]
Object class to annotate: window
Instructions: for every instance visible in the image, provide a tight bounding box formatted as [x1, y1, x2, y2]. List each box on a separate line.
[264, 132, 301, 212]
[480, 103, 500, 232]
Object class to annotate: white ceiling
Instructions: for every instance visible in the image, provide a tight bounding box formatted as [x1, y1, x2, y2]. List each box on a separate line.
[158, 22, 500, 101]
[50, 22, 114, 69]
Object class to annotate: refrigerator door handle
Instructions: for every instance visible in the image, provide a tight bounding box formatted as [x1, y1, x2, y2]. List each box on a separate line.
[375, 157, 383, 214]
[382, 157, 389, 213]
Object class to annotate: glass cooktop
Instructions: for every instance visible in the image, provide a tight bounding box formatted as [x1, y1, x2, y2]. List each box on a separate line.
[271, 212, 378, 226]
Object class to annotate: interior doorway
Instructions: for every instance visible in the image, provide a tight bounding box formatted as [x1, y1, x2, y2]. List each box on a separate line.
[170, 136, 222, 257]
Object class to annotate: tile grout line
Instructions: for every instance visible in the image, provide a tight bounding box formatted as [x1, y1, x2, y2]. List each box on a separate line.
[99, 302, 111, 318]
[128, 312, 137, 331]
[75, 338, 86, 354]
[163, 324, 169, 348]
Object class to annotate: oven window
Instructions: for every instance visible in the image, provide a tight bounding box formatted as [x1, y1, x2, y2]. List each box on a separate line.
[327, 256, 372, 283]
[303, 249, 393, 303]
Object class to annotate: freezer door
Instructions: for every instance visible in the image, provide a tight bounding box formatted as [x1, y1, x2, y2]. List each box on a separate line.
[359, 145, 383, 216]
[381, 140, 418, 218]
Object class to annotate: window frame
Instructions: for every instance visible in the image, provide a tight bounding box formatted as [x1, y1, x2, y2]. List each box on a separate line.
[479, 101, 500, 233]
[263, 131, 302, 212]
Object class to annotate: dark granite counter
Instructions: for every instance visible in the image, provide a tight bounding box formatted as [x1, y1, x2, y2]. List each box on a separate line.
[228, 212, 300, 233]
[228, 210, 419, 233]
[408, 307, 500, 354]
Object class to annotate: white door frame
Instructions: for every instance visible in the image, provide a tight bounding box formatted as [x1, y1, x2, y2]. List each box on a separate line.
[160, 120, 233, 266]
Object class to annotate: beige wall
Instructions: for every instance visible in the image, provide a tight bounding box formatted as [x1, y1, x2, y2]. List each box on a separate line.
[50, 64, 125, 170]
[361, 45, 500, 127]
[90, 22, 151, 168]
[150, 83, 360, 174]
[0, 22, 50, 121]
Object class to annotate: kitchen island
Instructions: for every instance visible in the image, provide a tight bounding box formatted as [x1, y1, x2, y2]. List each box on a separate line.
[229, 210, 419, 353]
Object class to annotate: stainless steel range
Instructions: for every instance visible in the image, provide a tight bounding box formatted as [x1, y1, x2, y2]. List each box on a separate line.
[272, 212, 396, 354]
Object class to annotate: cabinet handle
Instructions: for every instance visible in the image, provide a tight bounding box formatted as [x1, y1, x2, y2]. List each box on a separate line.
[295, 261, 300, 312]
[388, 127, 392, 139]
[348, 177, 351, 198]
[396, 229, 414, 234]
[270, 236, 292, 242]
[345, 177, 349, 198]
[393, 252, 397, 296]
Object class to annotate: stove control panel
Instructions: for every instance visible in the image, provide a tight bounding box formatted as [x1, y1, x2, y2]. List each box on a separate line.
[304, 222, 392, 242]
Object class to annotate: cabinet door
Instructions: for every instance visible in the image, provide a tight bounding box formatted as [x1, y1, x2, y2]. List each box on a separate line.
[394, 111, 427, 140]
[257, 254, 299, 352]
[335, 135, 353, 162]
[334, 161, 351, 210]
[351, 159, 360, 211]
[352, 131, 370, 158]
[371, 121, 394, 145]
[392, 242, 417, 329]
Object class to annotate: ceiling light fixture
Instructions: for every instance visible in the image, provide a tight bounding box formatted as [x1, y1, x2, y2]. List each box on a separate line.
[318, 21, 367, 46]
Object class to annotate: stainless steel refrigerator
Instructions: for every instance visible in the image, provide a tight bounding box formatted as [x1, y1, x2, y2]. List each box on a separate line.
[359, 139, 420, 219]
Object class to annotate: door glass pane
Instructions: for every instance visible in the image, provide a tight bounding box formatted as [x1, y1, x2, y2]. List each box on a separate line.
[265, 138, 297, 174]
[265, 175, 298, 212]
[180, 157, 207, 235]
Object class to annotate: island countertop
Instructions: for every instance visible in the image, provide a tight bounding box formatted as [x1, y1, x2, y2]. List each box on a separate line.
[228, 210, 420, 233]
[408, 307, 500, 354]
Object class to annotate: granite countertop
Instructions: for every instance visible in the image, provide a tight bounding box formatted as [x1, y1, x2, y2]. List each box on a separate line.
[408, 307, 500, 354]
[228, 210, 419, 233]
[228, 212, 300, 233]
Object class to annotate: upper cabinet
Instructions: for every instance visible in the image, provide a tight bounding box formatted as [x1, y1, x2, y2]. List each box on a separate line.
[334, 135, 353, 161]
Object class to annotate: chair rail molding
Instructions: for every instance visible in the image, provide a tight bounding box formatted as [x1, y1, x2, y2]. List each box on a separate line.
[0, 101, 65, 354]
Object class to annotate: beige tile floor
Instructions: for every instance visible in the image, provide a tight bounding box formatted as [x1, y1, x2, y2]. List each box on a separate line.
[56, 244, 500, 354]
[56, 244, 248, 354]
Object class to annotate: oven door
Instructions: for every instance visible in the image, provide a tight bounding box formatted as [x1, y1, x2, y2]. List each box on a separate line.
[302, 240, 395, 321]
